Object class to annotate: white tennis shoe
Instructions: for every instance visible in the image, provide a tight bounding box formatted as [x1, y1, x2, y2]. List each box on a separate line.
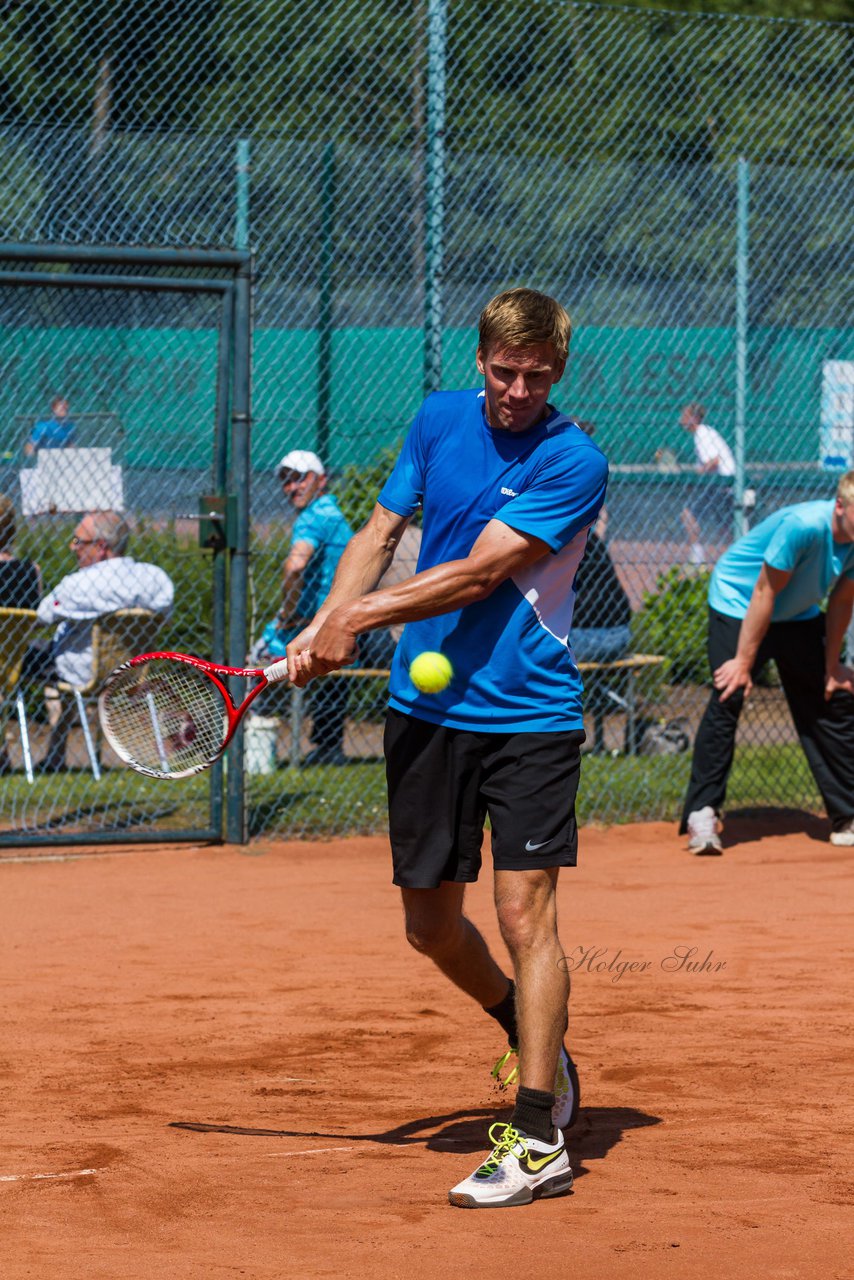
[687, 806, 723, 855]
[830, 818, 854, 847]
[552, 1045, 580, 1130]
[449, 1123, 573, 1209]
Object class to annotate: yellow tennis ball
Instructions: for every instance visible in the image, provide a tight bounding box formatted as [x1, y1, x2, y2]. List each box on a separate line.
[409, 650, 453, 694]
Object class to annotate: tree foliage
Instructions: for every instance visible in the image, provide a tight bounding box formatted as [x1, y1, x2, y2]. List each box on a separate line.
[0, 1, 850, 334]
[0, 0, 851, 165]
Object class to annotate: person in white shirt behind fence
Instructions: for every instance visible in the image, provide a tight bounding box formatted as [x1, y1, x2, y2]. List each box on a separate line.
[679, 401, 735, 567]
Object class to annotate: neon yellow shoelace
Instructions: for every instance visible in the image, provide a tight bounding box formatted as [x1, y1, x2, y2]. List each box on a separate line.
[490, 1047, 519, 1089]
[476, 1123, 526, 1177]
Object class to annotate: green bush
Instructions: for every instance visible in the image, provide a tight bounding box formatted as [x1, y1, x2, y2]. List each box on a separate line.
[336, 442, 410, 532]
[630, 565, 783, 689]
[631, 566, 711, 686]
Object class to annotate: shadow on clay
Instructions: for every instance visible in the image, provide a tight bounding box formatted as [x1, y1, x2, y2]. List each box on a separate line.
[169, 1104, 661, 1175]
[724, 807, 830, 846]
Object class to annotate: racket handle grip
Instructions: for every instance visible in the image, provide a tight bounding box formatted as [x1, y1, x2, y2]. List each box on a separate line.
[263, 659, 291, 685]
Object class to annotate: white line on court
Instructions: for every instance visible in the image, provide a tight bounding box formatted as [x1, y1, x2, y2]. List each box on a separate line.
[0, 845, 203, 865]
[0, 1167, 104, 1183]
[260, 1147, 355, 1159]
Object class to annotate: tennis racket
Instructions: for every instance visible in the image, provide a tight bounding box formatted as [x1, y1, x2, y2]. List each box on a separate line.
[98, 652, 291, 779]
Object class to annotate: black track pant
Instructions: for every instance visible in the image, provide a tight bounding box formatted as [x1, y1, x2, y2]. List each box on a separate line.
[680, 607, 854, 834]
[309, 677, 349, 752]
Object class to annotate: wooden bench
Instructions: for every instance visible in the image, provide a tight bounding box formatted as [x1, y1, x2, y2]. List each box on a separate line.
[284, 653, 666, 765]
[577, 653, 667, 755]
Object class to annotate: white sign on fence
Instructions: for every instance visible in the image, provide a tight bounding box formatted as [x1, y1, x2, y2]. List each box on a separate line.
[20, 447, 124, 515]
[820, 361, 854, 471]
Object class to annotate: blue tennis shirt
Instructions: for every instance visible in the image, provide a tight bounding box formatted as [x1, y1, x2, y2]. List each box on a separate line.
[30, 415, 75, 449]
[709, 499, 854, 622]
[378, 388, 609, 731]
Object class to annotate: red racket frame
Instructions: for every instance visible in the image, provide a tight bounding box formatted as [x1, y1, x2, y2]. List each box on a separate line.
[98, 651, 291, 777]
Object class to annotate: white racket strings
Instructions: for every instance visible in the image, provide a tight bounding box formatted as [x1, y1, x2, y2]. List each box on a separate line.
[101, 659, 227, 775]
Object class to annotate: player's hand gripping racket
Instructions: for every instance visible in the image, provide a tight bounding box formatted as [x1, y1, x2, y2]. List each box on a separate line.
[98, 652, 291, 779]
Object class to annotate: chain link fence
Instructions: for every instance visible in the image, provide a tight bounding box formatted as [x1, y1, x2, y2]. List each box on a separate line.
[1, 1, 852, 840]
[0, 247, 251, 843]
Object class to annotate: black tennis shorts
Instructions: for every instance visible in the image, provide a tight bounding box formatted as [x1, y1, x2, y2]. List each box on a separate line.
[384, 708, 586, 889]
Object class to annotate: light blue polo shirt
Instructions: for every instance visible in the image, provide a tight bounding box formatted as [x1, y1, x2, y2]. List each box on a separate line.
[291, 493, 352, 617]
[709, 500, 854, 622]
[377, 388, 609, 731]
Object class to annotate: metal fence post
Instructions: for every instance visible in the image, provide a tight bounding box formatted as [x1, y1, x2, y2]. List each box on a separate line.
[734, 156, 750, 538]
[235, 138, 250, 251]
[226, 258, 254, 843]
[317, 139, 335, 461]
[422, 0, 447, 398]
[209, 285, 234, 838]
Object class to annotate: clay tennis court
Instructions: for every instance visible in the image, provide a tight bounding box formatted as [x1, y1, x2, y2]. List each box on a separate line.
[2, 817, 851, 1279]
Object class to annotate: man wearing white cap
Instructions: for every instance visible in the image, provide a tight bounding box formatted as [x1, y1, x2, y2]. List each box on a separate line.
[275, 450, 353, 765]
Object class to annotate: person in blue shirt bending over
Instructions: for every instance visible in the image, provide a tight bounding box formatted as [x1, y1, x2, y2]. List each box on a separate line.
[682, 470, 854, 855]
[24, 395, 75, 456]
[285, 288, 609, 1209]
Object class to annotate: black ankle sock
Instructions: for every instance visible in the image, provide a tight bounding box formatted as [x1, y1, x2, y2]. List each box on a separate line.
[484, 979, 518, 1047]
[510, 1085, 555, 1143]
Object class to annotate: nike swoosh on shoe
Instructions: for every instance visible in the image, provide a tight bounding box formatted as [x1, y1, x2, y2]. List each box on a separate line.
[519, 1148, 564, 1174]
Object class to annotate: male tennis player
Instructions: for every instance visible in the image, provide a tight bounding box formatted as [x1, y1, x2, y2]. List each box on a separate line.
[287, 288, 608, 1208]
[678, 401, 735, 566]
[682, 470, 854, 854]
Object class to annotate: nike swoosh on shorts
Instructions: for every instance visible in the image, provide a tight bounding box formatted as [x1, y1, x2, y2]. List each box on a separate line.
[525, 839, 551, 852]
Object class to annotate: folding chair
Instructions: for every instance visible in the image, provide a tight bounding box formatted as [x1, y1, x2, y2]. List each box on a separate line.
[0, 607, 39, 784]
[55, 607, 165, 780]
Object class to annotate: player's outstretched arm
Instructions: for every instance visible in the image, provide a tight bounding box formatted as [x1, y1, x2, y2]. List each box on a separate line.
[292, 518, 551, 685]
[714, 562, 790, 701]
[286, 502, 412, 683]
[824, 576, 854, 699]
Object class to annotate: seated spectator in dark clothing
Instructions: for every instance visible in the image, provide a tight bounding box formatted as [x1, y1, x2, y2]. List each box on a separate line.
[0, 495, 41, 773]
[23, 395, 75, 456]
[571, 530, 632, 662]
[568, 416, 632, 663]
[0, 495, 41, 608]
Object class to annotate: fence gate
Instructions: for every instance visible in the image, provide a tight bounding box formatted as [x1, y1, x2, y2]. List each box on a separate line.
[0, 243, 252, 848]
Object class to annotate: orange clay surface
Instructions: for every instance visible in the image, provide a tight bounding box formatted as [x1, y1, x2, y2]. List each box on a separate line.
[1, 816, 852, 1280]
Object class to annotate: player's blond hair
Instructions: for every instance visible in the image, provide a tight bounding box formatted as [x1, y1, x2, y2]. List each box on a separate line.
[478, 288, 571, 362]
[837, 470, 854, 506]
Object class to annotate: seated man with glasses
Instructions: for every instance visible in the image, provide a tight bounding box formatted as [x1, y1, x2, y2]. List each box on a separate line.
[24, 510, 174, 772]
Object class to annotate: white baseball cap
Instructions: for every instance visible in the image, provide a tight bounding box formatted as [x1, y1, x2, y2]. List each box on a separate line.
[276, 449, 326, 478]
